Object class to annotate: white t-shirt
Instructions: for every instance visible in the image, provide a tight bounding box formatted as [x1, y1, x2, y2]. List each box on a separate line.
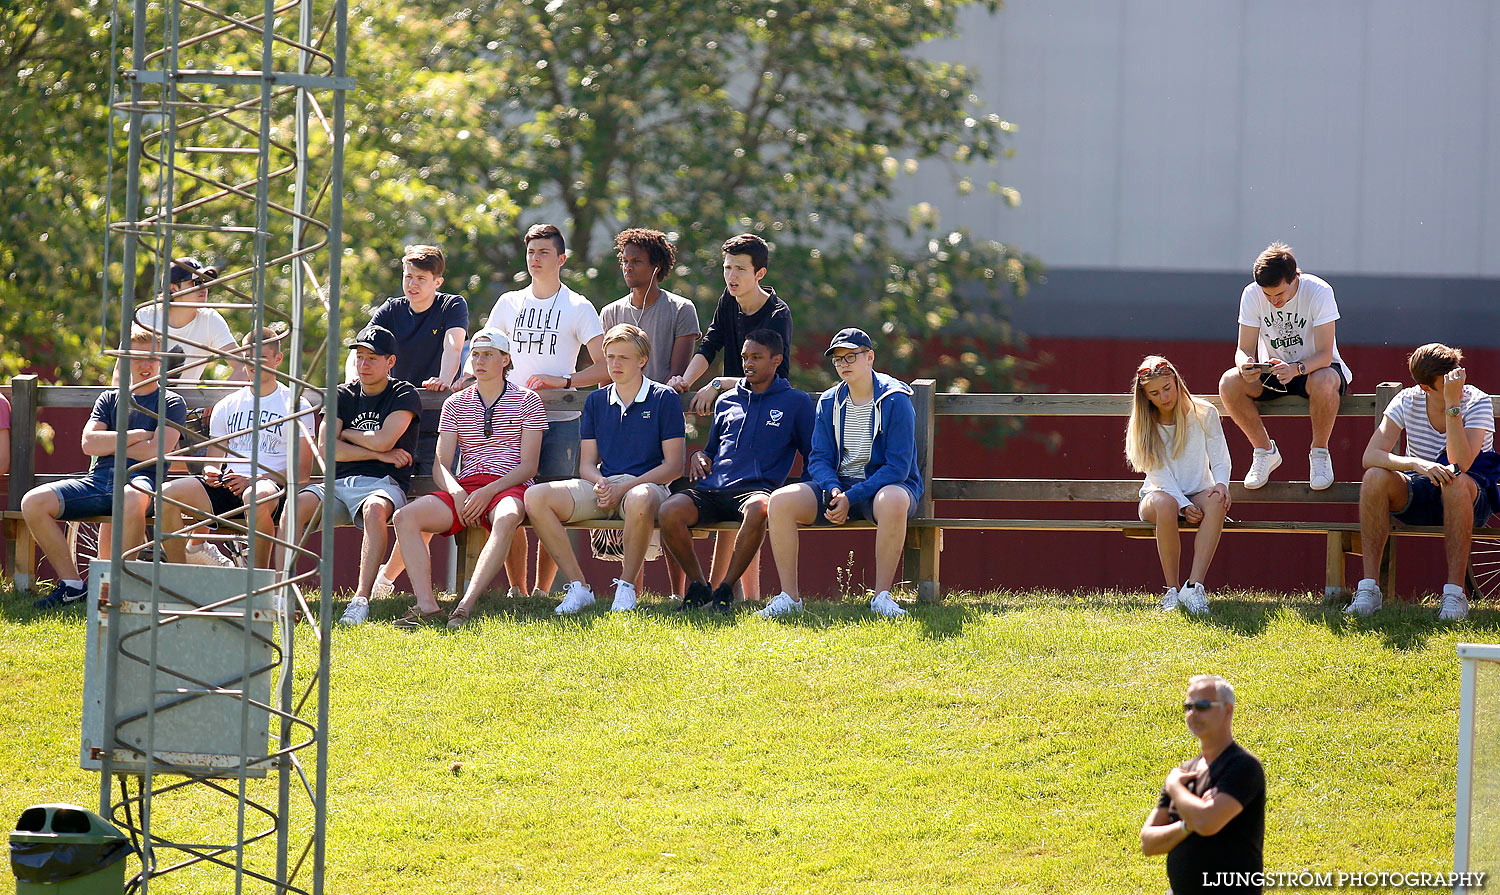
[1383, 384, 1495, 462]
[485, 283, 604, 387]
[1236, 273, 1352, 386]
[136, 305, 238, 383]
[1140, 403, 1232, 509]
[210, 383, 315, 476]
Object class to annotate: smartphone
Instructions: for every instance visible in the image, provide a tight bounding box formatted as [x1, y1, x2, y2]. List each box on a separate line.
[1243, 361, 1277, 372]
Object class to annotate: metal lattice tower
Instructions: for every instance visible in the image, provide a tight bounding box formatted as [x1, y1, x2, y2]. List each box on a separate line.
[94, 0, 350, 890]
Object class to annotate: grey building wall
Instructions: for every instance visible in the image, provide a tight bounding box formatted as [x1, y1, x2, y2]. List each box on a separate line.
[901, 0, 1500, 344]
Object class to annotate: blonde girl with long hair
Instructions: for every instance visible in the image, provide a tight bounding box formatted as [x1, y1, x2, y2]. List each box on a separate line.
[1126, 356, 1232, 614]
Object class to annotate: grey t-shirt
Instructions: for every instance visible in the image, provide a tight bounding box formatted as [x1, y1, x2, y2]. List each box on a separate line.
[600, 289, 701, 383]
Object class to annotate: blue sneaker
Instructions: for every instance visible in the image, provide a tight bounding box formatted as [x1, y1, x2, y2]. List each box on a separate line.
[33, 581, 87, 610]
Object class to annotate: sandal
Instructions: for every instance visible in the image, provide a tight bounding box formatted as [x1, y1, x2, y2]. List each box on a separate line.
[393, 605, 446, 629]
[446, 605, 473, 630]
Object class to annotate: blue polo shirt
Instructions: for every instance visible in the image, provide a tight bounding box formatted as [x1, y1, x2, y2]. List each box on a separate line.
[580, 378, 685, 477]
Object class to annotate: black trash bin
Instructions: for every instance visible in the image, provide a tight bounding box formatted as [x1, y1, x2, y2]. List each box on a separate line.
[10, 803, 130, 894]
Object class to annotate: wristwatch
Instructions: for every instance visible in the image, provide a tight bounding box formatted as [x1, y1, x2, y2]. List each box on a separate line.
[564, 373, 573, 389]
[1296, 361, 1306, 376]
[1447, 406, 1463, 417]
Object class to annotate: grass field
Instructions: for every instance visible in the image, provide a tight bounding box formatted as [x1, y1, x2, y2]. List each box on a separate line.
[1, 583, 1492, 893]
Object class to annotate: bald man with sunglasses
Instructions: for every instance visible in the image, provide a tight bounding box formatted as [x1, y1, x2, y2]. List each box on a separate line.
[1141, 675, 1265, 894]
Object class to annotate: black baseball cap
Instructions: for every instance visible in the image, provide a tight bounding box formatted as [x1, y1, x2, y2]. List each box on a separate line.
[169, 257, 216, 286]
[824, 327, 874, 356]
[346, 324, 398, 356]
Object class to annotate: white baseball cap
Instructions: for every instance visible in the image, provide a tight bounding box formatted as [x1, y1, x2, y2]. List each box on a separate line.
[470, 327, 511, 353]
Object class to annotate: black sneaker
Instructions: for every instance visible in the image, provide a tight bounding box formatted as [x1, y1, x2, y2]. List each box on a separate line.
[676, 581, 712, 612]
[710, 582, 736, 612]
[33, 581, 87, 610]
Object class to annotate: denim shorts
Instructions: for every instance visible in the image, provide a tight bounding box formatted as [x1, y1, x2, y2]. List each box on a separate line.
[1393, 470, 1496, 528]
[51, 468, 157, 521]
[301, 475, 406, 529]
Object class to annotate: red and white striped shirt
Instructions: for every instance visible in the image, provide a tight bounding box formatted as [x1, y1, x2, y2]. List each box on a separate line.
[439, 383, 549, 480]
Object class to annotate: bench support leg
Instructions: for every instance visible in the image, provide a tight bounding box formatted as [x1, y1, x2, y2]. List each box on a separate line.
[1379, 536, 1397, 601]
[13, 520, 36, 591]
[904, 527, 942, 603]
[454, 528, 485, 599]
[1324, 531, 1351, 603]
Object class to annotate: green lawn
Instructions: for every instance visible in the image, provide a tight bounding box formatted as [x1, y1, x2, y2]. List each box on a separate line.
[1, 585, 1491, 894]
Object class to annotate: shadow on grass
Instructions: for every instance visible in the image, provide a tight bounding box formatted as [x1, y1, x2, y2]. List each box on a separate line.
[1178, 590, 1500, 652]
[4, 578, 1494, 652]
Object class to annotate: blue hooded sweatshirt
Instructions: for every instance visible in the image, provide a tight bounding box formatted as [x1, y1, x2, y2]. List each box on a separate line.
[807, 370, 924, 506]
[700, 376, 815, 492]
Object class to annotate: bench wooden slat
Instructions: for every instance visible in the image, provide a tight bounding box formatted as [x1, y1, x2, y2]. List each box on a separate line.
[933, 392, 1396, 417]
[931, 478, 1363, 503]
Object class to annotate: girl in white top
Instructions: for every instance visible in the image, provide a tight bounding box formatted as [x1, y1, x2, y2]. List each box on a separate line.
[1125, 356, 1232, 615]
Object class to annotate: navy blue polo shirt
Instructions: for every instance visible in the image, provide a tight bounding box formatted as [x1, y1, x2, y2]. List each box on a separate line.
[580, 378, 685, 477]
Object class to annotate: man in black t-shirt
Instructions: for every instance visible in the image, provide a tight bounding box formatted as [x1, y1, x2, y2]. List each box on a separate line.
[1141, 675, 1266, 894]
[286, 324, 422, 621]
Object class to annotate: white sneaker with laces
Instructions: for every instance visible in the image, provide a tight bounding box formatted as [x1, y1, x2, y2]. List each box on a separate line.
[507, 585, 526, 600]
[1345, 580, 1382, 617]
[1180, 582, 1210, 616]
[1160, 587, 1180, 612]
[185, 541, 235, 567]
[371, 576, 396, 601]
[1439, 587, 1470, 621]
[757, 592, 804, 618]
[1308, 447, 1334, 491]
[1243, 441, 1282, 490]
[554, 581, 596, 615]
[611, 579, 638, 612]
[869, 590, 907, 618]
[531, 587, 550, 601]
[339, 598, 370, 626]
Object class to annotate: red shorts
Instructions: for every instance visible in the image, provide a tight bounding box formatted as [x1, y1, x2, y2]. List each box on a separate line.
[433, 474, 528, 536]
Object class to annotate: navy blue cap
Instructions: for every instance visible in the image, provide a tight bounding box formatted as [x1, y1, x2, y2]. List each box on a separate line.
[346, 324, 398, 356]
[824, 327, 874, 356]
[169, 257, 216, 286]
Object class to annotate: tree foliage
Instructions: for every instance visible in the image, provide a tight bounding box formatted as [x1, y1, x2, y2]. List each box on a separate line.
[2, 0, 1037, 396]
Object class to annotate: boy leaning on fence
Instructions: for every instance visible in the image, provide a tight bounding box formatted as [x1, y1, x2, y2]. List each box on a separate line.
[1347, 343, 1498, 622]
[22, 326, 187, 609]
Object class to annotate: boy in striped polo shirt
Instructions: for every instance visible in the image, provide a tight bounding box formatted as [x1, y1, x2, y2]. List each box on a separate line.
[390, 327, 548, 628]
[1350, 343, 1497, 621]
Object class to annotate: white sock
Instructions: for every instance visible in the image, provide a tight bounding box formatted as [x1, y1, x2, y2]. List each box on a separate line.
[350, 596, 369, 606]
[376, 573, 396, 586]
[1357, 578, 1378, 591]
[1443, 583, 1466, 598]
[64, 579, 84, 590]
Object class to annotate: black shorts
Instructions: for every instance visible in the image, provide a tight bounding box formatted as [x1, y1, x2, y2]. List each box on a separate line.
[1392, 470, 1496, 528]
[1253, 363, 1348, 402]
[811, 481, 919, 526]
[200, 476, 287, 525]
[679, 486, 771, 526]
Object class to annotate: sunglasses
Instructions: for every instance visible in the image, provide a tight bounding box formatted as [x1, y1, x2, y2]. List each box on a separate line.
[481, 382, 509, 438]
[830, 351, 867, 368]
[1136, 361, 1173, 382]
[1183, 700, 1221, 713]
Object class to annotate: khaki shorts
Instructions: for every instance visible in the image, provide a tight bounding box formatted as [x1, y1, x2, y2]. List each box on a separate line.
[561, 475, 671, 523]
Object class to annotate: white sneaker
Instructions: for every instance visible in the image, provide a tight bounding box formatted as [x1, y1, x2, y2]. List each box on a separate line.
[1439, 588, 1470, 621]
[1160, 587, 1180, 611]
[531, 587, 550, 601]
[1308, 447, 1334, 491]
[507, 585, 526, 600]
[610, 579, 638, 612]
[757, 592, 804, 618]
[554, 581, 595, 615]
[185, 541, 235, 567]
[339, 598, 370, 626]
[869, 590, 907, 618]
[1180, 582, 1210, 616]
[1243, 441, 1282, 490]
[371, 576, 395, 601]
[1345, 581, 1382, 617]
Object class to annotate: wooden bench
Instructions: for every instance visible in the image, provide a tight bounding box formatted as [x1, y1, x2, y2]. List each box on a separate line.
[920, 384, 1500, 600]
[1, 376, 942, 598]
[7, 375, 1498, 602]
